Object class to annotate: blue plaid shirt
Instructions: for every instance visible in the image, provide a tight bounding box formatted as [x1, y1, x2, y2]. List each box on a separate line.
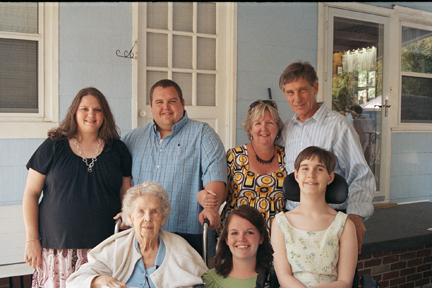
[123, 111, 226, 234]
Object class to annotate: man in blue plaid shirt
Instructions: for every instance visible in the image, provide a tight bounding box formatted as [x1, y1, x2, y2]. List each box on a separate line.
[123, 79, 226, 257]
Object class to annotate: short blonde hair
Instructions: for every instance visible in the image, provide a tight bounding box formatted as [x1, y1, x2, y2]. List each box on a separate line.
[122, 181, 171, 226]
[242, 99, 284, 140]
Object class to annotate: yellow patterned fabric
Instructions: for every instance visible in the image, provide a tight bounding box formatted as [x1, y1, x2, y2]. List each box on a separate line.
[275, 211, 348, 286]
[220, 145, 286, 235]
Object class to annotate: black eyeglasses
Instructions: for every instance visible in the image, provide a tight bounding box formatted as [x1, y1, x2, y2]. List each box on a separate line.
[249, 100, 276, 110]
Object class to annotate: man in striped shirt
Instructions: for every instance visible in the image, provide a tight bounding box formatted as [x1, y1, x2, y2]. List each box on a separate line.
[279, 61, 376, 255]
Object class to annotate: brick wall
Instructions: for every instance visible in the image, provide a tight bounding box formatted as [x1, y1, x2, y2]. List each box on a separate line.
[0, 275, 31, 288]
[358, 244, 432, 287]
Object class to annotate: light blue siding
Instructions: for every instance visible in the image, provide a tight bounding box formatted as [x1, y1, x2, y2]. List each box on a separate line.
[0, 139, 44, 205]
[236, 2, 317, 146]
[390, 133, 432, 203]
[59, 2, 133, 137]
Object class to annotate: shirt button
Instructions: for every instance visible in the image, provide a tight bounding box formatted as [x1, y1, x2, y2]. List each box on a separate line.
[157, 165, 159, 168]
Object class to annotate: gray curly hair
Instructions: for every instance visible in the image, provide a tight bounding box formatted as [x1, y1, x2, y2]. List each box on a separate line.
[122, 181, 171, 226]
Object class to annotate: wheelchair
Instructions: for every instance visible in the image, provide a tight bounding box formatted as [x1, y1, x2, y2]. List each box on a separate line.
[281, 172, 379, 288]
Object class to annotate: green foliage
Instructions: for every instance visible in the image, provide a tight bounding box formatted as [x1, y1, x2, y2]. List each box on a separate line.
[332, 72, 357, 114]
[401, 35, 432, 74]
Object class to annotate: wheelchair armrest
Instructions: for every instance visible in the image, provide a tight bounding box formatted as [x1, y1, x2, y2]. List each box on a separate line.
[361, 274, 379, 288]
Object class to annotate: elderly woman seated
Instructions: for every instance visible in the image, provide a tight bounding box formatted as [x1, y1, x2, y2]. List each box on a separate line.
[67, 181, 208, 288]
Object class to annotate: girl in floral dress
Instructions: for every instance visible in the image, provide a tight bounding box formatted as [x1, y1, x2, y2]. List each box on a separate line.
[271, 146, 357, 287]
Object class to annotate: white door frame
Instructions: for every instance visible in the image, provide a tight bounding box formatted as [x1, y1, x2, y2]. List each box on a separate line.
[317, 2, 393, 203]
[131, 2, 237, 150]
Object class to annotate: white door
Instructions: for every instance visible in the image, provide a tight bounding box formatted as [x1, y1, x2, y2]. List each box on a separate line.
[322, 6, 391, 203]
[133, 2, 236, 150]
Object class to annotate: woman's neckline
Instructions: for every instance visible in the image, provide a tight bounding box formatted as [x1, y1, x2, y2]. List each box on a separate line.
[66, 137, 105, 159]
[282, 211, 340, 232]
[243, 144, 283, 176]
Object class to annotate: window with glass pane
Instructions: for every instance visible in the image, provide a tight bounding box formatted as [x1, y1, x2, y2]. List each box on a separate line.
[145, 2, 217, 106]
[401, 26, 432, 123]
[0, 2, 39, 113]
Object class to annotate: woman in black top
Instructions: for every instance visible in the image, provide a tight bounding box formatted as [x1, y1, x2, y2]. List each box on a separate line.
[23, 87, 132, 288]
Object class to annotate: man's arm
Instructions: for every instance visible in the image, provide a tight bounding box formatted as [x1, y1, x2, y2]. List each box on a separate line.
[198, 181, 226, 230]
[198, 124, 227, 229]
[336, 122, 376, 254]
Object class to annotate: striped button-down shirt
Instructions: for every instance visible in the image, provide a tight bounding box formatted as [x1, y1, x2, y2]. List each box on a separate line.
[280, 103, 375, 218]
[123, 111, 226, 234]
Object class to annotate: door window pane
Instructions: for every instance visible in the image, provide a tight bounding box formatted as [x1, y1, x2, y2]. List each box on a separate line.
[197, 37, 216, 70]
[173, 35, 192, 69]
[0, 38, 38, 113]
[173, 2, 193, 32]
[146, 33, 168, 67]
[144, 2, 217, 107]
[401, 76, 432, 123]
[197, 74, 215, 106]
[197, 2, 216, 34]
[147, 2, 168, 30]
[173, 72, 192, 105]
[332, 16, 383, 188]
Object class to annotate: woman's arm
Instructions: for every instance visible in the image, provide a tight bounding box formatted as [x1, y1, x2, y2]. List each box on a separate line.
[119, 176, 132, 202]
[114, 176, 132, 229]
[271, 218, 307, 288]
[22, 168, 45, 269]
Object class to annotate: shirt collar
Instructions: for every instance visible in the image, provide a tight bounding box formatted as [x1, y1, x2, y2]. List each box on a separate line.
[292, 102, 327, 125]
[134, 234, 166, 269]
[151, 110, 189, 137]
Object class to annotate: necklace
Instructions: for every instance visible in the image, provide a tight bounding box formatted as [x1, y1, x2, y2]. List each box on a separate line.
[250, 142, 275, 165]
[74, 136, 102, 172]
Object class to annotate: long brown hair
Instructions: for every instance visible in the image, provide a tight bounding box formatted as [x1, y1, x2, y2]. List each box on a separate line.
[48, 87, 120, 143]
[214, 205, 273, 277]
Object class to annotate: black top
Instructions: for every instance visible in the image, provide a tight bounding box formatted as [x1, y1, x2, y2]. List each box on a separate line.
[26, 138, 132, 249]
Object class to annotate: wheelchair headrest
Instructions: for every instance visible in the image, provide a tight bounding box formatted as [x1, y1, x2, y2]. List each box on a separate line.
[283, 172, 348, 204]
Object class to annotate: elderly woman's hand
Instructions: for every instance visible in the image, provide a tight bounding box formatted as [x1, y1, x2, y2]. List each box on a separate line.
[91, 275, 127, 288]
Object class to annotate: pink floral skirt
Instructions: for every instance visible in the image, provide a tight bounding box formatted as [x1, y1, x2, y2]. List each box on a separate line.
[31, 248, 90, 288]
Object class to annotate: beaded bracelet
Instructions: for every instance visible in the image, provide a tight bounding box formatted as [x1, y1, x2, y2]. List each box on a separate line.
[26, 238, 41, 243]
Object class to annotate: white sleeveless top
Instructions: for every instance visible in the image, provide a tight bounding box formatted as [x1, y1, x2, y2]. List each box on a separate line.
[275, 211, 348, 287]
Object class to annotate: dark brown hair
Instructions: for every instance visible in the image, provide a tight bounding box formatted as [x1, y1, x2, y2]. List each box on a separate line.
[294, 146, 336, 173]
[149, 79, 183, 104]
[279, 61, 318, 91]
[48, 87, 120, 143]
[214, 205, 273, 277]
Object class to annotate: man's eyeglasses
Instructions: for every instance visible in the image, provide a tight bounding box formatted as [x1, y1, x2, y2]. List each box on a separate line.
[249, 100, 276, 110]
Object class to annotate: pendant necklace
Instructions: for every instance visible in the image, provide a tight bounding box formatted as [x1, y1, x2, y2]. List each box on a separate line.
[250, 142, 275, 165]
[74, 136, 102, 172]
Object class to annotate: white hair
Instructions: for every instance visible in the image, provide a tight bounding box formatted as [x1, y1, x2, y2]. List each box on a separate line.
[122, 181, 171, 226]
